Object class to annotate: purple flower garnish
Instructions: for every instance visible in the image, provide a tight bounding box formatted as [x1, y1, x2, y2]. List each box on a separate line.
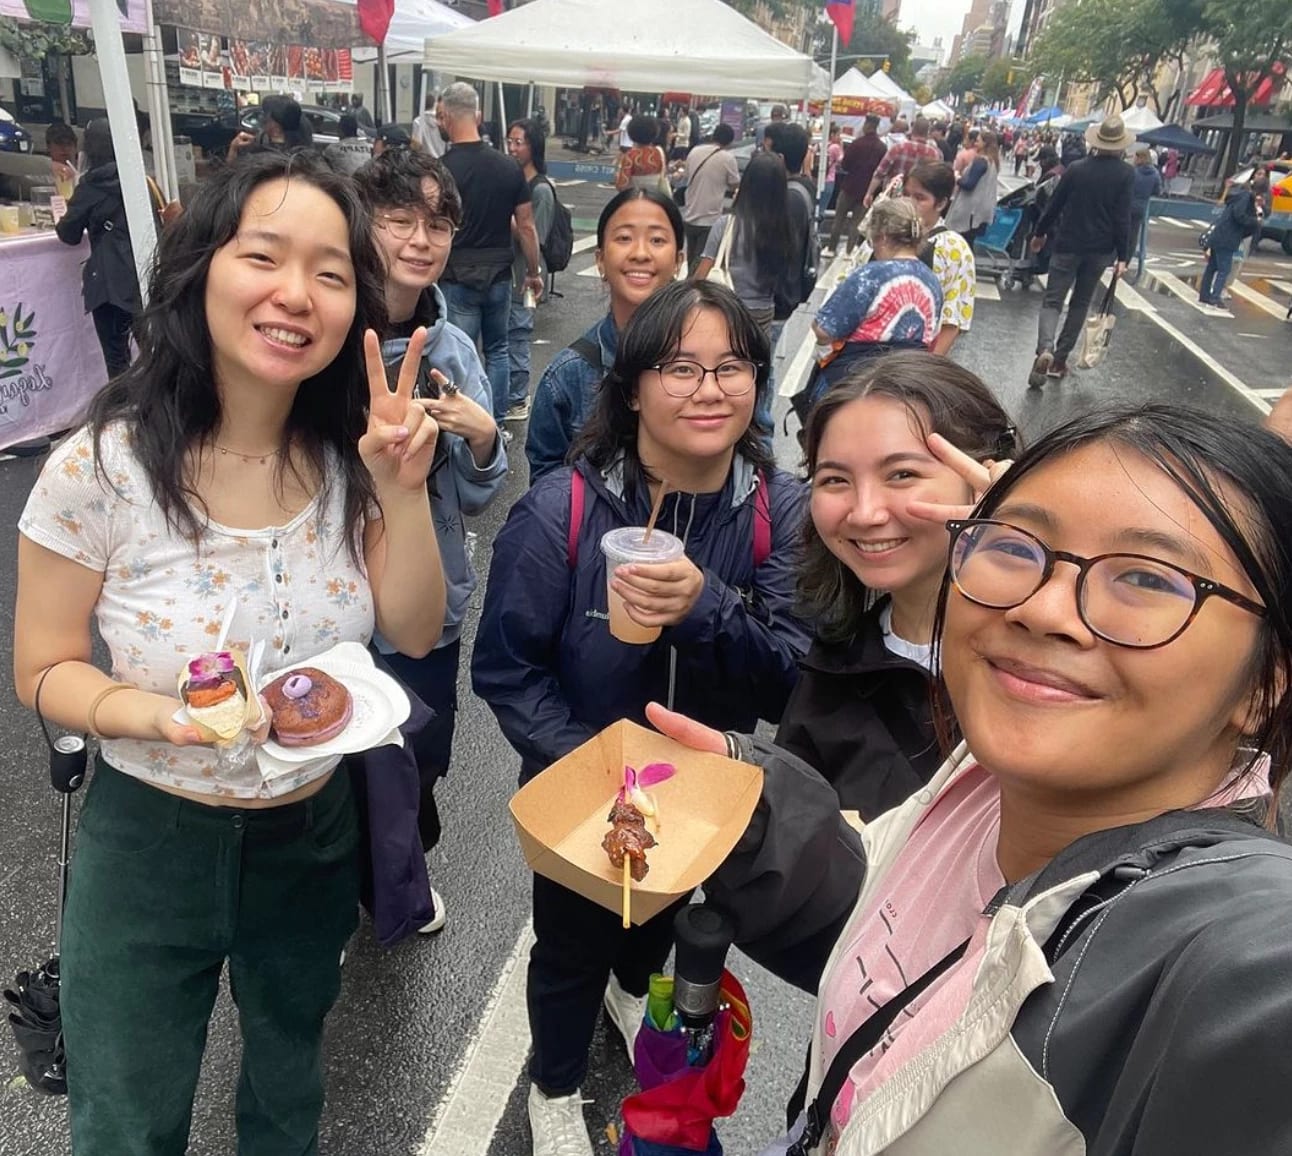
[187, 651, 235, 686]
[282, 674, 313, 700]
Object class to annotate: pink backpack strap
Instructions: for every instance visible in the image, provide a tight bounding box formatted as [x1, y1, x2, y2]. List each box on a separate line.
[753, 470, 772, 569]
[567, 469, 585, 570]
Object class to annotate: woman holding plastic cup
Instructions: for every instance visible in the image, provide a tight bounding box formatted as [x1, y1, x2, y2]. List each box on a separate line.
[473, 279, 810, 1154]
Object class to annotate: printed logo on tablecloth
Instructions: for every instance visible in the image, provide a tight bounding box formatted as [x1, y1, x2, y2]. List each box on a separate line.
[0, 304, 54, 411]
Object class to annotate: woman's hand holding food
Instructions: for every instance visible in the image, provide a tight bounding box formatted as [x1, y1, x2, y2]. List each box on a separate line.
[361, 328, 440, 493]
[611, 556, 706, 629]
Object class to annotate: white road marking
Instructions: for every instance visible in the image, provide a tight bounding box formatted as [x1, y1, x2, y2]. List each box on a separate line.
[1137, 307, 1267, 414]
[1159, 217, 1195, 229]
[976, 281, 1001, 301]
[577, 263, 601, 278]
[572, 235, 598, 255]
[1228, 279, 1289, 320]
[419, 921, 536, 1156]
[1256, 388, 1286, 400]
[1146, 269, 1230, 316]
[1268, 279, 1292, 298]
[1103, 272, 1154, 313]
[553, 179, 586, 187]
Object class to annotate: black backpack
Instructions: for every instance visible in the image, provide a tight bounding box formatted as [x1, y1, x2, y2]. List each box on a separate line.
[540, 177, 574, 273]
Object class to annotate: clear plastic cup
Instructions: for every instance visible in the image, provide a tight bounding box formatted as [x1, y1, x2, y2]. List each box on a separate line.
[600, 526, 686, 644]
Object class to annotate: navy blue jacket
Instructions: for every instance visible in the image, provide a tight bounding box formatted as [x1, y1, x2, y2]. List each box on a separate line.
[472, 454, 811, 782]
[1211, 185, 1261, 252]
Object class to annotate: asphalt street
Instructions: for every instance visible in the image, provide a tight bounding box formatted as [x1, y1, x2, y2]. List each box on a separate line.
[0, 175, 1286, 1156]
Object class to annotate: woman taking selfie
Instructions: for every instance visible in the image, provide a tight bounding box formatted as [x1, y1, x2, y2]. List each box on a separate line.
[779, 352, 1016, 820]
[474, 280, 809, 1156]
[14, 151, 444, 1154]
[526, 187, 684, 483]
[653, 404, 1292, 1154]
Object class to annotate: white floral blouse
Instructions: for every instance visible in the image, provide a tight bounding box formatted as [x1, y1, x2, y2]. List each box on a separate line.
[19, 423, 375, 800]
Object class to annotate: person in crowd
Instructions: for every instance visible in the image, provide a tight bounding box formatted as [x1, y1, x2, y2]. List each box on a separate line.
[615, 115, 670, 193]
[324, 112, 373, 175]
[45, 120, 80, 196]
[679, 122, 740, 275]
[227, 94, 315, 162]
[759, 103, 790, 149]
[931, 121, 955, 164]
[953, 127, 980, 176]
[16, 150, 444, 1155]
[1129, 144, 1162, 261]
[473, 279, 811, 1156]
[413, 91, 447, 158]
[1028, 115, 1134, 386]
[355, 150, 507, 931]
[945, 129, 1001, 243]
[865, 115, 941, 208]
[764, 122, 819, 329]
[350, 91, 376, 133]
[526, 188, 685, 483]
[618, 104, 635, 151]
[1247, 165, 1271, 255]
[885, 117, 910, 147]
[810, 198, 943, 394]
[694, 151, 792, 339]
[822, 123, 843, 211]
[1199, 169, 1263, 308]
[672, 105, 692, 161]
[55, 119, 143, 379]
[372, 124, 412, 159]
[825, 114, 886, 257]
[904, 160, 976, 355]
[1060, 129, 1088, 169]
[778, 356, 1017, 820]
[438, 82, 544, 425]
[504, 118, 556, 423]
[1013, 130, 1030, 175]
[656, 403, 1292, 1155]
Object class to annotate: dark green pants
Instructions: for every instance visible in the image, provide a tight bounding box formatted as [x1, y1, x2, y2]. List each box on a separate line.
[61, 760, 360, 1155]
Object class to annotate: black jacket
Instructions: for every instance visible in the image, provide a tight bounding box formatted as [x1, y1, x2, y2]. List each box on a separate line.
[1210, 185, 1261, 252]
[1035, 153, 1135, 262]
[55, 162, 142, 314]
[775, 600, 942, 821]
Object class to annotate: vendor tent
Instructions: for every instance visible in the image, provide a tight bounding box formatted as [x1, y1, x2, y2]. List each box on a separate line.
[1122, 103, 1163, 132]
[866, 69, 917, 117]
[921, 99, 954, 122]
[833, 68, 889, 99]
[1134, 123, 1216, 155]
[1027, 105, 1063, 124]
[341, 0, 470, 63]
[422, 0, 815, 99]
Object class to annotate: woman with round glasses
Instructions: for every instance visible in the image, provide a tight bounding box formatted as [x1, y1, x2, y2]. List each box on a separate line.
[472, 279, 811, 1153]
[355, 150, 507, 930]
[651, 403, 1292, 1154]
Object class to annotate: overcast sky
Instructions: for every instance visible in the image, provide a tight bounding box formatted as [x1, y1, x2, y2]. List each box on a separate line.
[895, 0, 1025, 54]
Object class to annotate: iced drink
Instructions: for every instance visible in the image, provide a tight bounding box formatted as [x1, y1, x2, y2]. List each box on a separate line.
[600, 527, 686, 644]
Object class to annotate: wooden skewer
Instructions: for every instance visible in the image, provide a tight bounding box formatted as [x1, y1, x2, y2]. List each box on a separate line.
[642, 481, 669, 544]
[622, 856, 632, 929]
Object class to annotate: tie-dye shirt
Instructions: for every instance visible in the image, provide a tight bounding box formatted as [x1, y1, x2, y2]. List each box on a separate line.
[815, 258, 944, 349]
[19, 423, 375, 799]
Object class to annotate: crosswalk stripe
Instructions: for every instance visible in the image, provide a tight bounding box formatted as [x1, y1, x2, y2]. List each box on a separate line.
[1188, 219, 1214, 229]
[1159, 217, 1195, 229]
[571, 234, 597, 255]
[1101, 270, 1154, 313]
[552, 179, 586, 187]
[1227, 279, 1288, 320]
[976, 281, 1000, 301]
[1268, 280, 1292, 298]
[1146, 269, 1231, 316]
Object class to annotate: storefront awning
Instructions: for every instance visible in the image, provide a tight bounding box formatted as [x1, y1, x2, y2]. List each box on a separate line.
[1186, 64, 1284, 108]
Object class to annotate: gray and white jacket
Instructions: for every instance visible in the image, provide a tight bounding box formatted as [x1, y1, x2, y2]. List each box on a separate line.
[708, 740, 1292, 1156]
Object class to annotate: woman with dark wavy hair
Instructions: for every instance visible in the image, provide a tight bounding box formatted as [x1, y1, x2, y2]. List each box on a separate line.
[473, 279, 810, 1154]
[777, 351, 1017, 820]
[14, 150, 444, 1153]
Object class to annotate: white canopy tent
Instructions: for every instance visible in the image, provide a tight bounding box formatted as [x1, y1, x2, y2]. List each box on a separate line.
[1122, 103, 1164, 132]
[921, 99, 955, 122]
[342, 0, 471, 64]
[422, 0, 815, 100]
[866, 69, 917, 119]
[832, 68, 890, 100]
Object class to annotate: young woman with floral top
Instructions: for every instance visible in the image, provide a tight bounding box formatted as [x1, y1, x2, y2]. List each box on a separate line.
[14, 151, 444, 1154]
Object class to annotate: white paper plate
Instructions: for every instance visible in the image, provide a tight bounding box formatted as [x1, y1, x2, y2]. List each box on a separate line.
[255, 654, 411, 765]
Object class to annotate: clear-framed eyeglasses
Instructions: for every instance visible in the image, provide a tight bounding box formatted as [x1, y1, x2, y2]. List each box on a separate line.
[946, 518, 1266, 650]
[650, 358, 761, 399]
[376, 212, 457, 244]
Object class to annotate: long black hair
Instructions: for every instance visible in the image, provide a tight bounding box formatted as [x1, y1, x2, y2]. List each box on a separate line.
[508, 117, 548, 175]
[595, 186, 685, 251]
[731, 151, 793, 277]
[87, 149, 388, 565]
[572, 279, 773, 505]
[933, 404, 1292, 816]
[800, 352, 1018, 642]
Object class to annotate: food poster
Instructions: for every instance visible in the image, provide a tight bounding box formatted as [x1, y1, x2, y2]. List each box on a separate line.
[200, 34, 226, 89]
[228, 40, 253, 91]
[178, 29, 203, 87]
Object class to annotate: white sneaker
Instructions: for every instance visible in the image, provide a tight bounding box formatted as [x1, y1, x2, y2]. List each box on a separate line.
[418, 887, 447, 935]
[602, 975, 645, 1063]
[527, 1084, 593, 1156]
[820, 245, 836, 258]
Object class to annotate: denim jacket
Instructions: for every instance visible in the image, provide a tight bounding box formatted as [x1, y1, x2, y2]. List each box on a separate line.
[524, 312, 618, 485]
[373, 285, 508, 653]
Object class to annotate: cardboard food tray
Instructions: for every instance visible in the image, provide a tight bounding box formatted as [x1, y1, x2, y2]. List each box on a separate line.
[509, 719, 764, 925]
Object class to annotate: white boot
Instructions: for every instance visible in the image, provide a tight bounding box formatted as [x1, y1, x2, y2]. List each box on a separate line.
[528, 1084, 593, 1156]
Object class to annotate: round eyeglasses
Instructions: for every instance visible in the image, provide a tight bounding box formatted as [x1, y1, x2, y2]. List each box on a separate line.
[375, 213, 457, 243]
[650, 358, 760, 399]
[947, 518, 1266, 650]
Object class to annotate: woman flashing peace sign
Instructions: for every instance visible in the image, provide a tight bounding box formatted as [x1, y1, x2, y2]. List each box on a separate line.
[14, 152, 443, 1155]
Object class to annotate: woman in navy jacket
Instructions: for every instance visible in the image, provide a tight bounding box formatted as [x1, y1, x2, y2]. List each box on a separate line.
[473, 280, 809, 1150]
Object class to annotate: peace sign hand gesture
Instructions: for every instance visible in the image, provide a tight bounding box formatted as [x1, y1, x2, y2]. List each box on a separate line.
[360, 328, 440, 492]
[907, 432, 1013, 527]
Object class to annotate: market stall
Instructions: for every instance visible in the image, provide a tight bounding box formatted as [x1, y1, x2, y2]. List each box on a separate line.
[0, 230, 104, 450]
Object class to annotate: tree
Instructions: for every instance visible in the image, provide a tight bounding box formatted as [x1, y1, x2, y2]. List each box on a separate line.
[1203, 0, 1292, 176]
[1029, 0, 1203, 114]
[981, 58, 1030, 105]
[946, 53, 988, 99]
[810, 6, 919, 90]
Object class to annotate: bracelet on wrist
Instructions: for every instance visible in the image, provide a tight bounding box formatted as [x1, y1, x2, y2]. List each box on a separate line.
[86, 682, 137, 739]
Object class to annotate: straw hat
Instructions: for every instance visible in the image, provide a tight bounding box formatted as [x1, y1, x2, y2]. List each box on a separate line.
[1085, 114, 1136, 153]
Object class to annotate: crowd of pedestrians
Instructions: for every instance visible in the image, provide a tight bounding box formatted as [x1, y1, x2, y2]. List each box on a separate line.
[12, 80, 1292, 1156]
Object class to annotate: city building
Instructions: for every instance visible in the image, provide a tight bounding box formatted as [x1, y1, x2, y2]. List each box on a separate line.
[881, 0, 902, 22]
[747, 0, 813, 53]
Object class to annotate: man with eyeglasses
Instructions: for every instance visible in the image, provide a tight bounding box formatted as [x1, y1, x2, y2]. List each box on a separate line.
[438, 82, 544, 426]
